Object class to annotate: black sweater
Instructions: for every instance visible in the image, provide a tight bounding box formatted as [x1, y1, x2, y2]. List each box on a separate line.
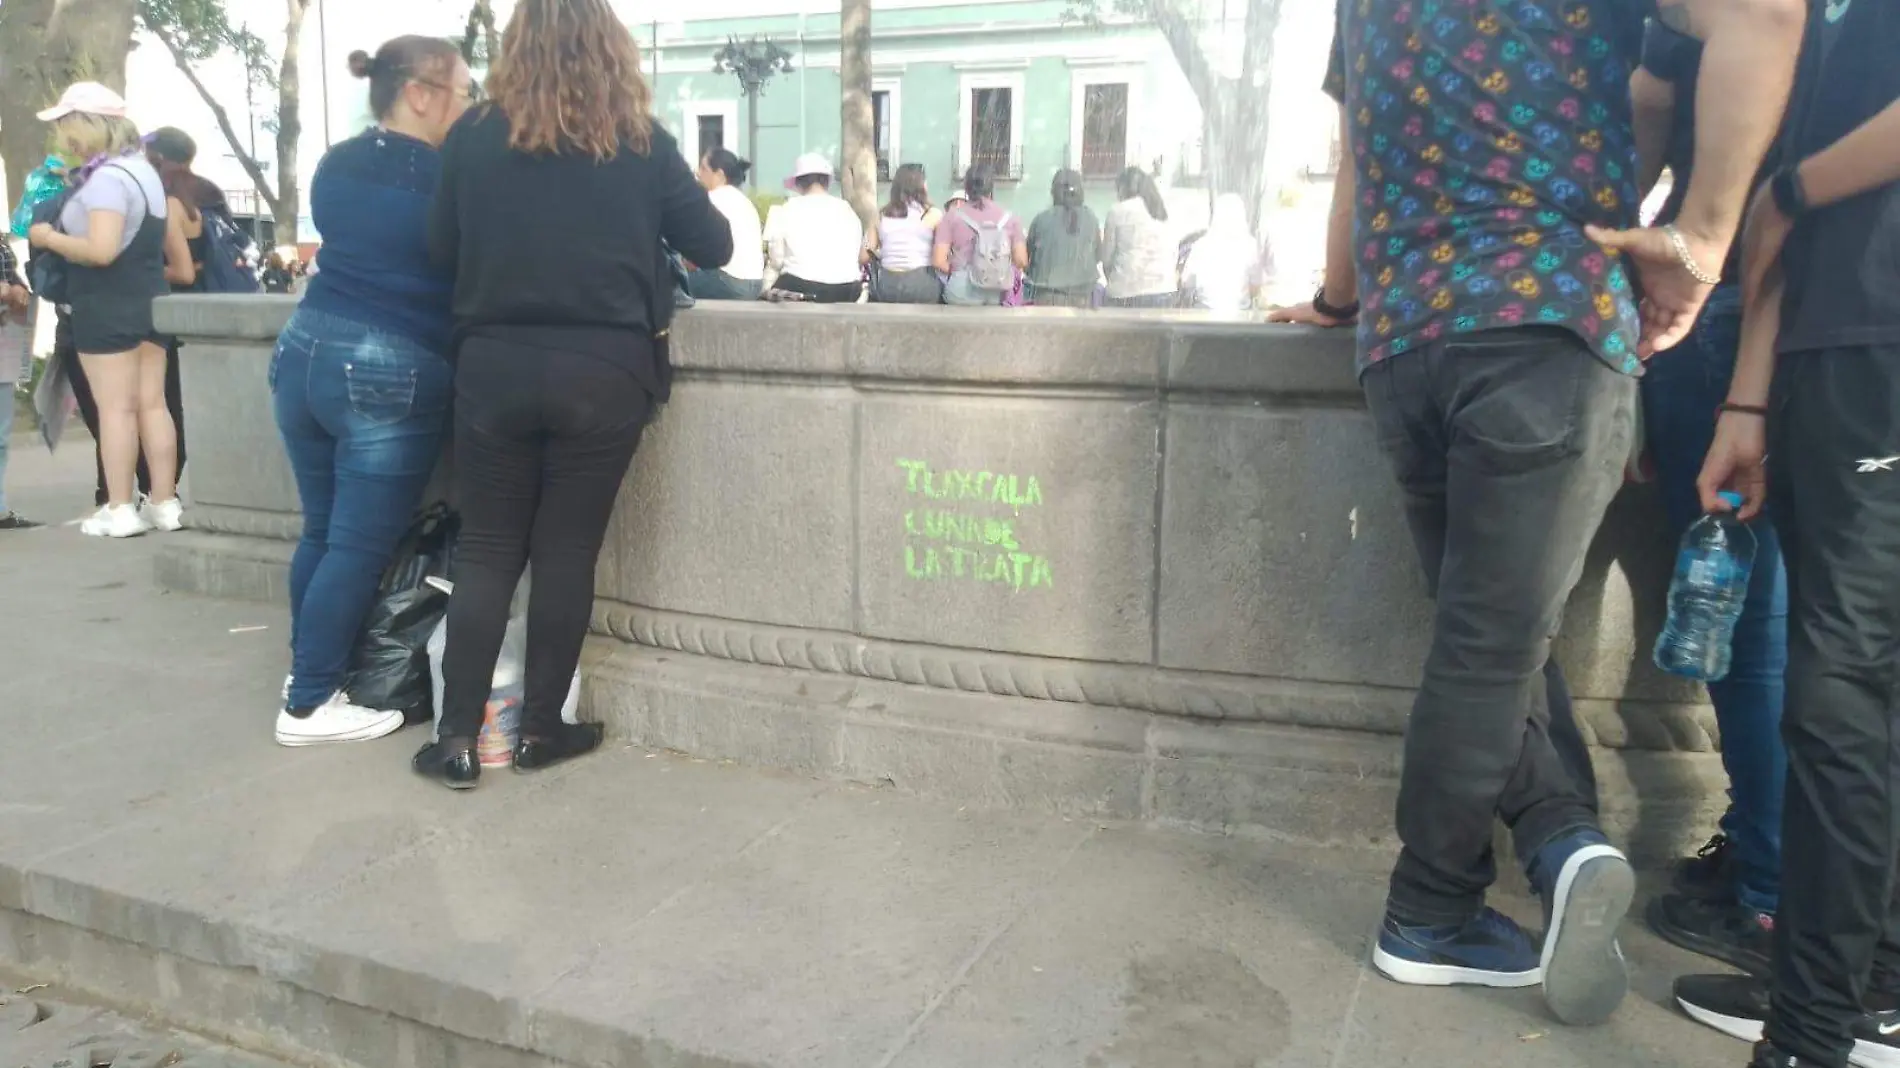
[428, 107, 733, 390]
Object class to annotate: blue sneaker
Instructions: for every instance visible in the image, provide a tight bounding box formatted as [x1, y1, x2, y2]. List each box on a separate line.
[1530, 830, 1636, 1026]
[1371, 907, 1542, 988]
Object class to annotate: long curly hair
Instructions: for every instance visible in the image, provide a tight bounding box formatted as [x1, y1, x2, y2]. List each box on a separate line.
[484, 0, 653, 159]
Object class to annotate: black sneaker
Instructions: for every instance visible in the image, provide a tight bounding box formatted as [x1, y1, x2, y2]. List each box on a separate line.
[1647, 893, 1773, 976]
[0, 511, 41, 530]
[1677, 833, 1737, 901]
[1857, 1009, 1900, 1068]
[1677, 974, 1900, 1068]
[1750, 1041, 1799, 1067]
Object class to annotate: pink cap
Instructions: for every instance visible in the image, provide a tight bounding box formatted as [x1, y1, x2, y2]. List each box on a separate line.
[37, 82, 130, 123]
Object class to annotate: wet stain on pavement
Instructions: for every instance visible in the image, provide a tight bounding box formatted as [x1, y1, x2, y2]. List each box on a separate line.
[1086, 946, 1292, 1068]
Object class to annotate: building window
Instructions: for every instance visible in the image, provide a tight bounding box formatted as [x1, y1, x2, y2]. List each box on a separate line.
[1080, 82, 1128, 178]
[956, 69, 1024, 180]
[695, 114, 725, 163]
[969, 86, 1013, 175]
[873, 90, 892, 181]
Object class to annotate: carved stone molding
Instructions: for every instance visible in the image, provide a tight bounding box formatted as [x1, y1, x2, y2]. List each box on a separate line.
[590, 599, 1720, 753]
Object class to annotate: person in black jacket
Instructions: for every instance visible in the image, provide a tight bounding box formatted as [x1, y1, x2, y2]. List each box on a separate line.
[418, 0, 732, 789]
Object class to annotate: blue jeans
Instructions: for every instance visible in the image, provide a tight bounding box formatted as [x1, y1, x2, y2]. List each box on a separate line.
[270, 307, 451, 710]
[0, 373, 14, 515]
[1640, 285, 1788, 914]
[685, 268, 763, 301]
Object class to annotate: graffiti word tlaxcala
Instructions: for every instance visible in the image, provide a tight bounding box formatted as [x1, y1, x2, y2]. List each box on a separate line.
[896, 458, 1044, 513]
[896, 458, 1053, 591]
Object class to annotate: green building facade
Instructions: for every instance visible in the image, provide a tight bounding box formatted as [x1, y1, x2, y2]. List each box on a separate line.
[643, 0, 1210, 221]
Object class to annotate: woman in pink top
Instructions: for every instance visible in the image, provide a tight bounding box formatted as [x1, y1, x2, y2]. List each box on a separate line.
[932, 167, 1027, 306]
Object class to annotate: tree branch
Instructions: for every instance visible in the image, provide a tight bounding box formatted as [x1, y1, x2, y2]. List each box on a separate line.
[1144, 0, 1218, 105]
[142, 15, 278, 215]
[1240, 0, 1281, 87]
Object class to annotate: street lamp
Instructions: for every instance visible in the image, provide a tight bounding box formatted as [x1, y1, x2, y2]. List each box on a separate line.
[712, 34, 794, 187]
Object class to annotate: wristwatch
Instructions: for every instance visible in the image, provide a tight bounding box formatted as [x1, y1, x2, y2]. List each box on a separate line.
[1770, 165, 1810, 219]
[1313, 285, 1360, 321]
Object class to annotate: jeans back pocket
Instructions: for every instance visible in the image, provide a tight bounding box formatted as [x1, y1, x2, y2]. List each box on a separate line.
[344, 353, 422, 426]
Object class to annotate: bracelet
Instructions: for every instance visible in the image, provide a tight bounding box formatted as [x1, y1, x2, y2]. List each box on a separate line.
[1717, 402, 1769, 418]
[1313, 286, 1360, 321]
[1662, 224, 1722, 286]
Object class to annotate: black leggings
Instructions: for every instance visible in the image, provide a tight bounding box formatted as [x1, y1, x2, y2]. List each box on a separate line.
[436, 334, 652, 743]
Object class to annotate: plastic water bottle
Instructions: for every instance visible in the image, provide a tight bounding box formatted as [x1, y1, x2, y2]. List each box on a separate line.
[1653, 491, 1757, 682]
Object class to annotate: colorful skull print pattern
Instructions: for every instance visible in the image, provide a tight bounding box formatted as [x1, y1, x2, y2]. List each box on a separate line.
[1325, 0, 1649, 375]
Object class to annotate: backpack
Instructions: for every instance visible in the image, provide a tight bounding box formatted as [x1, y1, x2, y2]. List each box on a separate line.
[198, 208, 261, 293]
[25, 187, 79, 306]
[959, 208, 1016, 292]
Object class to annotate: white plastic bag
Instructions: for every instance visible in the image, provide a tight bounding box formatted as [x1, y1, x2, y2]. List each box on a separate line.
[427, 573, 582, 762]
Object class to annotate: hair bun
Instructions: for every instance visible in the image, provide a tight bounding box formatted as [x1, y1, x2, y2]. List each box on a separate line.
[346, 50, 375, 79]
[733, 158, 753, 182]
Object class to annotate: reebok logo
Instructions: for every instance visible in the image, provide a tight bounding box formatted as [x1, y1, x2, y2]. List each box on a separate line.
[1856, 455, 1900, 473]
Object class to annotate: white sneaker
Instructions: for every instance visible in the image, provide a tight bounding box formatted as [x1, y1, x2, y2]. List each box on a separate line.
[79, 504, 152, 539]
[275, 693, 406, 747]
[141, 497, 184, 532]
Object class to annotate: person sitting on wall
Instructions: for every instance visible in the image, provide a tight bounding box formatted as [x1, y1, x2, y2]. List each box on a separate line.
[688, 147, 765, 301]
[933, 166, 1028, 307]
[763, 152, 864, 304]
[863, 163, 943, 304]
[1024, 168, 1102, 308]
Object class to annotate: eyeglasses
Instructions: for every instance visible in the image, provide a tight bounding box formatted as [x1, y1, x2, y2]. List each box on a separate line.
[417, 79, 483, 104]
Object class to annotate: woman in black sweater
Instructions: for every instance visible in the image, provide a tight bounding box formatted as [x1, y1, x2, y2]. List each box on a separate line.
[419, 0, 732, 788]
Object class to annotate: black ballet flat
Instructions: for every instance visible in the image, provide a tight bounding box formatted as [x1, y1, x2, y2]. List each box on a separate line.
[513, 722, 605, 773]
[413, 739, 480, 790]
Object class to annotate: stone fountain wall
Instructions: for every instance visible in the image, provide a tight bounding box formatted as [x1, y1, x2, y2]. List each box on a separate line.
[153, 296, 1724, 860]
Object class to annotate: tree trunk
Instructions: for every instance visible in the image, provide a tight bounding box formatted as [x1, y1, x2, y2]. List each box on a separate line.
[839, 0, 877, 230]
[275, 0, 310, 245]
[0, 0, 136, 213]
[1146, 0, 1280, 230]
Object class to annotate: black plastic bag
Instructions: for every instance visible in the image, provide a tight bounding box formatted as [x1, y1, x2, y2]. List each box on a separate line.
[344, 505, 459, 725]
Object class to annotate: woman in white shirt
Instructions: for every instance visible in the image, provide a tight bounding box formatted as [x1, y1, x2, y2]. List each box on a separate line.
[1101, 166, 1178, 308]
[862, 163, 942, 303]
[1181, 194, 1270, 313]
[688, 148, 765, 300]
[763, 152, 864, 303]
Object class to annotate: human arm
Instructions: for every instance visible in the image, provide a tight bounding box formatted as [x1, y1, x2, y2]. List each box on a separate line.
[931, 215, 952, 274]
[162, 199, 196, 286]
[1732, 95, 1900, 306]
[29, 208, 126, 267]
[0, 244, 26, 315]
[1631, 68, 1677, 200]
[1268, 108, 1357, 326]
[1695, 268, 1779, 520]
[861, 220, 880, 266]
[427, 119, 463, 270]
[1587, 0, 1806, 356]
[1791, 99, 1900, 211]
[654, 133, 735, 272]
[1098, 209, 1120, 280]
[763, 207, 786, 273]
[1632, 19, 1699, 201]
[1009, 215, 1028, 271]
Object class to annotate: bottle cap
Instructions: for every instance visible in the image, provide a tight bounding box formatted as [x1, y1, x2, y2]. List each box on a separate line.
[1718, 490, 1744, 510]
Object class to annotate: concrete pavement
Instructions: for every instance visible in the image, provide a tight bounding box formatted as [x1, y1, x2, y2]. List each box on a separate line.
[1, 441, 1752, 1067]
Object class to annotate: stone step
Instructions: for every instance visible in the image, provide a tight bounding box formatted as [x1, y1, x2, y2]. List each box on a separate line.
[0, 512, 1750, 1068]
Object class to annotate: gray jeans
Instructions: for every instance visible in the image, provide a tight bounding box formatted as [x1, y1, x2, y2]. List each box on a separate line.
[1363, 328, 1635, 925]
